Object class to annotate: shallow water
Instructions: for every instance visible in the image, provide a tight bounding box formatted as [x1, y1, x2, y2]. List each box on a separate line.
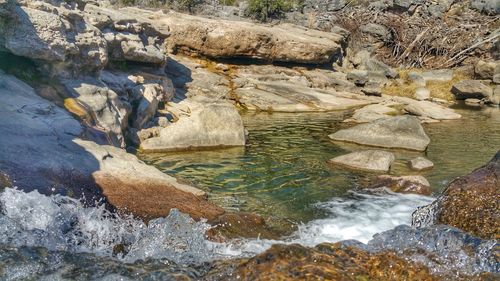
[1, 107, 499, 279]
[140, 107, 500, 224]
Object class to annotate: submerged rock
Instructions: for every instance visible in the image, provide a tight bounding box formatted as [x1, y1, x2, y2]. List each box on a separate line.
[329, 116, 431, 151]
[412, 151, 500, 239]
[368, 175, 432, 195]
[328, 150, 395, 172]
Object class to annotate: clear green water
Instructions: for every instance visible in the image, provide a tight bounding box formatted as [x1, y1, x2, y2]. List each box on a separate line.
[139, 107, 500, 224]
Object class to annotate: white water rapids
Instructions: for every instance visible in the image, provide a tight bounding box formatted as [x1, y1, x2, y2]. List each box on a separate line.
[0, 187, 497, 279]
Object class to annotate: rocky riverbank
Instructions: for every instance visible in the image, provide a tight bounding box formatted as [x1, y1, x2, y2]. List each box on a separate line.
[0, 0, 498, 279]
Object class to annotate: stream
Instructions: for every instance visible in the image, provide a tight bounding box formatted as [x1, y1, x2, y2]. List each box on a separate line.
[0, 106, 499, 279]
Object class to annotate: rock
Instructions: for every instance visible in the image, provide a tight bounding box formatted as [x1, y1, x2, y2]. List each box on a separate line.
[329, 116, 431, 151]
[163, 11, 345, 64]
[130, 83, 169, 129]
[465, 98, 483, 106]
[451, 80, 493, 100]
[474, 60, 498, 80]
[1, 4, 108, 76]
[0, 73, 224, 221]
[412, 151, 500, 239]
[206, 212, 292, 242]
[493, 74, 500, 84]
[347, 70, 369, 86]
[103, 32, 167, 65]
[328, 150, 395, 172]
[345, 103, 400, 123]
[415, 87, 430, 100]
[404, 100, 462, 120]
[470, 0, 500, 14]
[360, 23, 393, 42]
[408, 69, 453, 84]
[393, 0, 425, 9]
[230, 243, 436, 281]
[491, 86, 500, 105]
[409, 157, 434, 170]
[352, 50, 398, 78]
[140, 99, 246, 151]
[368, 175, 432, 195]
[63, 77, 130, 147]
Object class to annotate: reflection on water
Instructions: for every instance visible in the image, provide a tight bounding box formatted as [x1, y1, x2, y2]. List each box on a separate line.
[139, 107, 500, 223]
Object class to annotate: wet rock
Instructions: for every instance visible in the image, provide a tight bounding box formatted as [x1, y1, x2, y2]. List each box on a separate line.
[0, 171, 12, 188]
[328, 150, 395, 172]
[412, 151, 500, 239]
[368, 175, 432, 195]
[206, 212, 289, 242]
[140, 99, 246, 151]
[231, 243, 437, 281]
[404, 100, 462, 120]
[409, 157, 434, 171]
[0, 73, 223, 222]
[164, 11, 345, 64]
[329, 116, 431, 151]
[367, 225, 499, 278]
[415, 87, 430, 100]
[451, 80, 493, 100]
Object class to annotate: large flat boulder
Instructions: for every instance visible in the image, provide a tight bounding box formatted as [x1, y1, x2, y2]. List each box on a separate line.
[161, 11, 345, 64]
[404, 100, 462, 120]
[412, 151, 500, 239]
[329, 116, 431, 151]
[451, 80, 493, 100]
[0, 73, 224, 221]
[328, 150, 395, 172]
[140, 99, 246, 151]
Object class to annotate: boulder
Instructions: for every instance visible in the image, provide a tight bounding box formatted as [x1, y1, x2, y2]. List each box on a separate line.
[367, 175, 432, 195]
[140, 99, 246, 151]
[451, 80, 493, 100]
[491, 86, 500, 105]
[0, 73, 223, 221]
[415, 87, 430, 100]
[327, 150, 395, 172]
[474, 60, 498, 80]
[409, 157, 434, 171]
[162, 11, 345, 64]
[470, 0, 500, 14]
[63, 77, 130, 147]
[1, 4, 108, 75]
[103, 32, 167, 65]
[347, 70, 369, 86]
[412, 151, 500, 239]
[329, 116, 431, 151]
[345, 103, 400, 123]
[227, 243, 436, 281]
[404, 100, 462, 120]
